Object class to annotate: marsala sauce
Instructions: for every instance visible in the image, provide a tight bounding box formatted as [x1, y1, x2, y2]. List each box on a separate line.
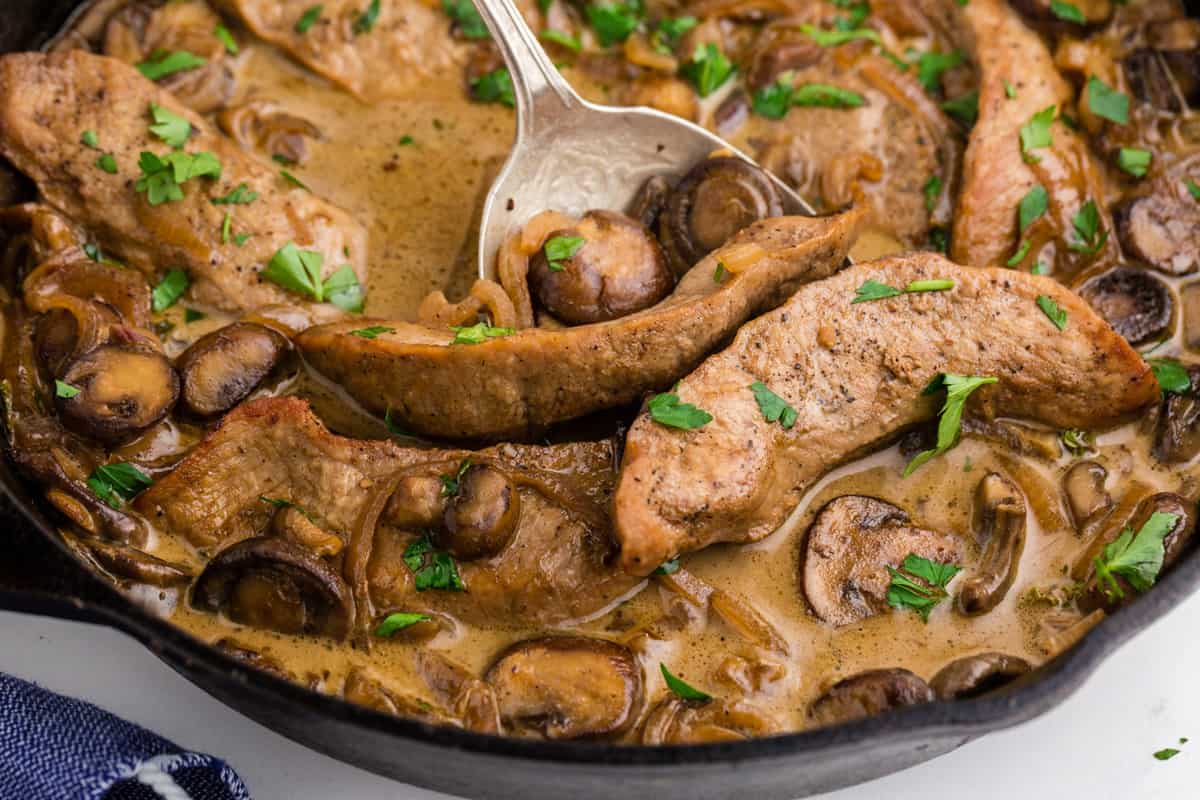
[48, 12, 1200, 740]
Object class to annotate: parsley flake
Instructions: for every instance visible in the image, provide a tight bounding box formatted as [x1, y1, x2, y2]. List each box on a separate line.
[651, 16, 697, 53]
[211, 183, 258, 205]
[749, 381, 797, 429]
[886, 553, 961, 621]
[403, 535, 465, 592]
[1086, 75, 1129, 125]
[261, 242, 363, 311]
[349, 325, 396, 339]
[1093, 511, 1180, 601]
[374, 612, 432, 637]
[296, 4, 323, 33]
[792, 83, 865, 108]
[1018, 184, 1048, 233]
[214, 24, 239, 55]
[660, 663, 711, 701]
[1154, 748, 1181, 762]
[681, 43, 735, 98]
[135, 150, 221, 205]
[1068, 200, 1107, 254]
[1049, 0, 1085, 23]
[923, 175, 942, 214]
[541, 29, 581, 51]
[443, 0, 489, 38]
[80, 130, 99, 148]
[852, 278, 953, 303]
[279, 169, 308, 190]
[941, 90, 979, 125]
[151, 269, 189, 313]
[1004, 79, 1016, 99]
[801, 24, 881, 48]
[1188, 180, 1200, 201]
[904, 373, 997, 476]
[915, 50, 964, 93]
[1006, 240, 1031, 267]
[440, 459, 471, 497]
[95, 153, 118, 174]
[1019, 105, 1056, 163]
[1036, 295, 1068, 330]
[136, 50, 206, 81]
[54, 380, 80, 399]
[148, 103, 191, 148]
[1148, 358, 1191, 395]
[1060, 428, 1093, 456]
[654, 559, 680, 576]
[353, 0, 382, 34]
[88, 462, 153, 509]
[1117, 147, 1151, 178]
[450, 322, 515, 344]
[586, 1, 642, 47]
[648, 391, 712, 430]
[543, 235, 585, 271]
[470, 68, 515, 107]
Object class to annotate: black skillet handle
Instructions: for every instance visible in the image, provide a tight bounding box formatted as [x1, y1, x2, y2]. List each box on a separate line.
[0, 495, 118, 626]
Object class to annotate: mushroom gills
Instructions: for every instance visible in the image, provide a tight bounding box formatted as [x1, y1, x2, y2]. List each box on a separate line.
[176, 322, 291, 417]
[57, 345, 180, 444]
[1078, 267, 1174, 347]
[956, 473, 1027, 616]
[484, 636, 642, 739]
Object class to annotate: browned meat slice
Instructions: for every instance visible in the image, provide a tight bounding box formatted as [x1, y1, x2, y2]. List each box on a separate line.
[297, 208, 864, 440]
[213, 0, 461, 101]
[951, 0, 1117, 280]
[614, 253, 1158, 574]
[0, 50, 367, 317]
[137, 397, 639, 625]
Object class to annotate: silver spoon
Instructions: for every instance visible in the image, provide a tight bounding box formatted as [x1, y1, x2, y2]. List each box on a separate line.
[470, 0, 814, 281]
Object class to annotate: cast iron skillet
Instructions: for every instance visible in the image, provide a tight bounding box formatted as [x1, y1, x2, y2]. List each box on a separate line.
[2, 3, 1198, 798]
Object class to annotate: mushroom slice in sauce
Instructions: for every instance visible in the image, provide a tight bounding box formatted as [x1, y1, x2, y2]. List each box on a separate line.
[176, 322, 291, 418]
[191, 536, 354, 639]
[438, 464, 521, 560]
[79, 536, 192, 587]
[930, 653, 1032, 701]
[809, 668, 935, 727]
[214, 638, 298, 683]
[641, 698, 776, 744]
[485, 637, 642, 740]
[58, 345, 180, 445]
[1078, 267, 1174, 347]
[343, 668, 446, 723]
[659, 157, 784, 275]
[1063, 461, 1112, 531]
[527, 210, 674, 325]
[957, 473, 1027, 616]
[1154, 366, 1200, 464]
[803, 496, 962, 627]
[1114, 193, 1200, 277]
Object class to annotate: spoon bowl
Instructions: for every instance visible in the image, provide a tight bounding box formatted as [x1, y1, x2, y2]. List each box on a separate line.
[472, 0, 813, 281]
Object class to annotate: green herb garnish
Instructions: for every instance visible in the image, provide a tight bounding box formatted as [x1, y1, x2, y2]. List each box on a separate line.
[1006, 240, 1031, 267]
[1117, 147, 1151, 178]
[1049, 0, 1085, 22]
[791, 83, 864, 108]
[1004, 79, 1016, 99]
[403, 535, 465, 591]
[55, 380, 80, 399]
[1019, 105, 1056, 163]
[135, 150, 221, 205]
[184, 308, 205, 323]
[261, 242, 363, 311]
[148, 103, 191, 148]
[680, 43, 734, 98]
[543, 235, 585, 271]
[440, 459, 471, 497]
[1036, 295, 1067, 330]
[470, 68, 515, 107]
[852, 278, 953, 303]
[941, 90, 978, 125]
[211, 183, 258, 205]
[450, 322, 515, 344]
[80, 130, 99, 148]
[923, 175, 942, 214]
[1018, 184, 1048, 233]
[88, 462, 153, 509]
[296, 4, 323, 33]
[651, 16, 697, 53]
[660, 663, 711, 701]
[904, 373, 997, 475]
[749, 381, 797, 429]
[151, 269, 189, 313]
[1148, 358, 1191, 395]
[654, 559, 680, 575]
[586, 1, 642, 47]
[886, 553, 961, 621]
[1154, 748, 1181, 762]
[1060, 428, 1092, 456]
[1093, 511, 1180, 601]
[349, 325, 396, 339]
[374, 612, 432, 637]
[443, 0, 489, 38]
[136, 50, 206, 81]
[214, 24, 239, 55]
[1067, 200, 1107, 254]
[95, 153, 118, 174]
[1086, 75, 1128, 125]
[353, 0, 382, 34]
[541, 29, 581, 51]
[915, 50, 963, 93]
[1188, 180, 1200, 201]
[648, 391, 712, 430]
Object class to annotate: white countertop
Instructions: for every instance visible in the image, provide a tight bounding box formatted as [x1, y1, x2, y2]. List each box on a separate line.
[1, 597, 1196, 799]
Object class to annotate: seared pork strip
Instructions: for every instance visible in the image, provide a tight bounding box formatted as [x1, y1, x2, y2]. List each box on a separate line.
[212, 0, 461, 101]
[951, 0, 1117, 280]
[137, 397, 639, 625]
[614, 253, 1158, 575]
[0, 50, 367, 317]
[297, 207, 864, 441]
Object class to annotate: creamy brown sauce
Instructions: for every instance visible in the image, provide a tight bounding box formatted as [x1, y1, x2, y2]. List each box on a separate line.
[5, 0, 1197, 743]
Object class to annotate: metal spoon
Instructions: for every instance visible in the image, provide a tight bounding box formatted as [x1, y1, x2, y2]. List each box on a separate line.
[470, 0, 814, 281]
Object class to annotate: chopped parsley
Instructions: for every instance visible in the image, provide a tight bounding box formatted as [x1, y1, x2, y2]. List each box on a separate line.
[1036, 295, 1067, 330]
[384, 407, 408, 436]
[151, 269, 189, 313]
[1019, 105, 1056, 163]
[54, 380, 80, 399]
[450, 322, 515, 344]
[1148, 357, 1191, 395]
[1049, 0, 1085, 23]
[749, 381, 797, 429]
[904, 373, 997, 476]
[852, 278, 953, 303]
[660, 663, 711, 701]
[1060, 428, 1092, 456]
[349, 325, 396, 339]
[1154, 748, 1182, 762]
[654, 559, 680, 575]
[1006, 240, 1030, 267]
[680, 43, 734, 98]
[136, 50, 206, 81]
[80, 130, 98, 148]
[713, 262, 727, 283]
[403, 535, 465, 592]
[1188, 180, 1200, 201]
[184, 308, 205, 323]
[279, 169, 308, 190]
[261, 242, 363, 311]
[214, 24, 238, 55]
[1067, 200, 1107, 254]
[440, 459, 471, 497]
[1018, 184, 1048, 233]
[923, 175, 942, 213]
[1086, 76, 1128, 125]
[886, 553, 961, 621]
[941, 90, 978, 125]
[586, 1, 642, 47]
[752, 75, 795, 119]
[1004, 79, 1017, 99]
[221, 212, 233, 243]
[792, 83, 864, 108]
[543, 235, 585, 271]
[471, 68, 515, 107]
[651, 16, 697, 53]
[135, 150, 222, 205]
[541, 29, 581, 51]
[95, 153, 118, 174]
[296, 5, 323, 33]
[148, 103, 191, 148]
[374, 612, 432, 637]
[915, 50, 963, 93]
[353, 0, 382, 35]
[647, 391, 712, 430]
[87, 462, 153, 509]
[1117, 147, 1151, 178]
[801, 24, 881, 48]
[211, 183, 258, 205]
[1093, 511, 1180, 601]
[443, 0, 489, 38]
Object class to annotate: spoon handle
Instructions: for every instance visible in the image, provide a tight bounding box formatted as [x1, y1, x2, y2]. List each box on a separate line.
[469, 0, 582, 133]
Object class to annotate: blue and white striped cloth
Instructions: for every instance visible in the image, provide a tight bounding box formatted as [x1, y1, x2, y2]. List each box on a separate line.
[0, 673, 250, 799]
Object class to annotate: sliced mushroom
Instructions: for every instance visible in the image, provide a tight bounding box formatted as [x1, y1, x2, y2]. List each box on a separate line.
[641, 698, 776, 744]
[929, 653, 1031, 701]
[627, 175, 672, 230]
[271, 506, 344, 558]
[24, 252, 152, 327]
[414, 650, 502, 734]
[438, 464, 521, 560]
[58, 345, 180, 444]
[527, 210, 674, 325]
[218, 101, 324, 166]
[191, 536, 354, 639]
[81, 537, 191, 587]
[176, 322, 290, 417]
[1078, 267, 1174, 346]
[384, 474, 448, 529]
[802, 496, 962, 626]
[957, 473, 1026, 616]
[659, 157, 784, 274]
[1114, 195, 1200, 277]
[809, 668, 934, 727]
[343, 668, 445, 722]
[1154, 365, 1200, 463]
[485, 636, 642, 739]
[214, 638, 297, 682]
[1063, 461, 1112, 530]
